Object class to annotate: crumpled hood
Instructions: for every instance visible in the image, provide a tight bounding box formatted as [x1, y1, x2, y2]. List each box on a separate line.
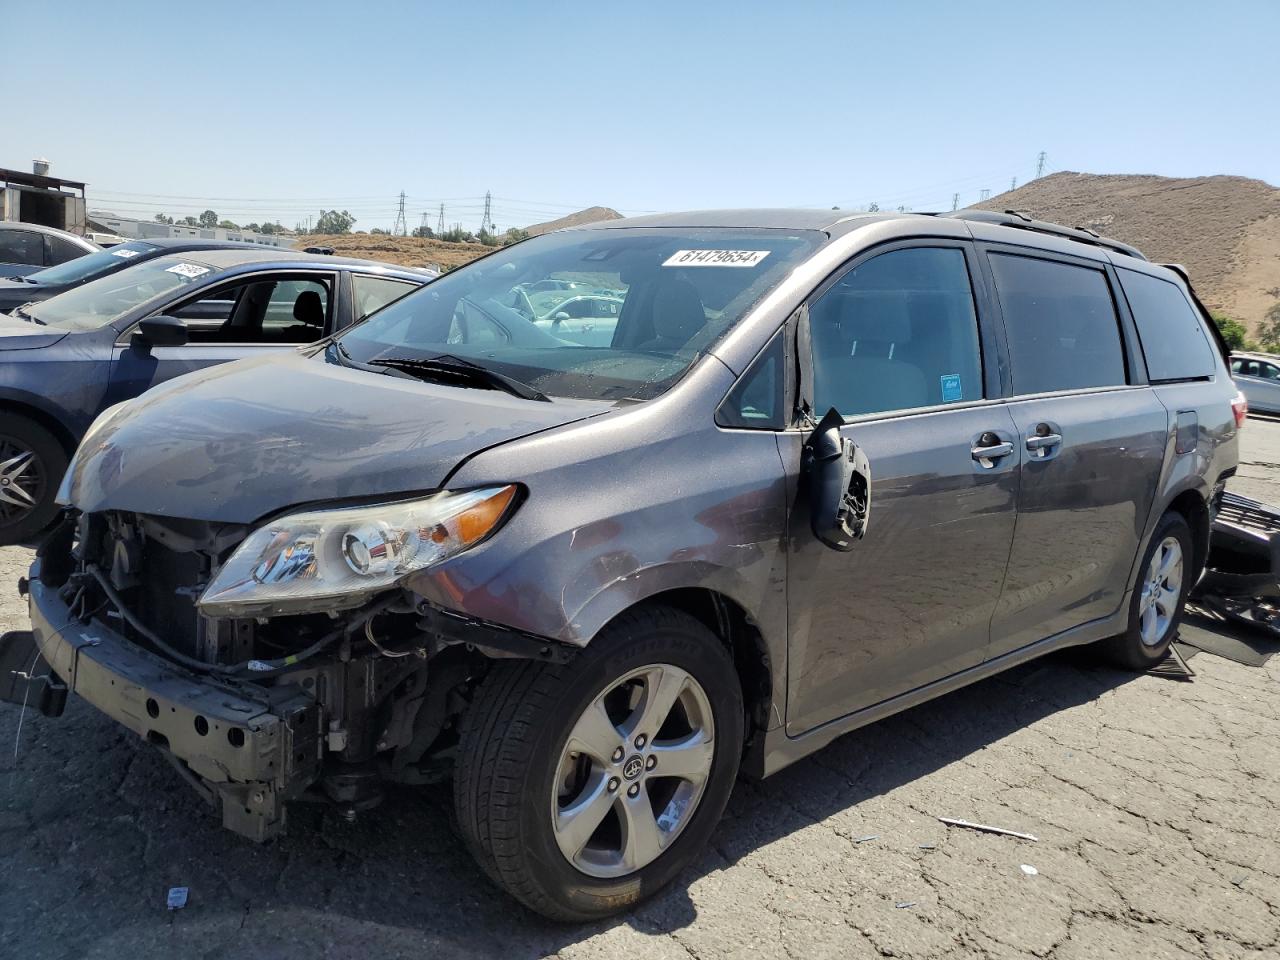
[0, 313, 68, 350]
[66, 350, 610, 523]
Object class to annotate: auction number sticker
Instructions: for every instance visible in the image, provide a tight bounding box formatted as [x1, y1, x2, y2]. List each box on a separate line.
[662, 249, 771, 268]
[165, 262, 210, 279]
[110, 249, 141, 259]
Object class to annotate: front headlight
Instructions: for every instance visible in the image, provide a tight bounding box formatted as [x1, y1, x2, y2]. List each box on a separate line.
[197, 485, 519, 617]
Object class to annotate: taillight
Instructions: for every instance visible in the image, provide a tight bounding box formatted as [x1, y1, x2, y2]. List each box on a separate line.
[1232, 390, 1248, 429]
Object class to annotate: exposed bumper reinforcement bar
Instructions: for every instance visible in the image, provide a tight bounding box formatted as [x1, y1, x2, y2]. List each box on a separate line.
[25, 563, 322, 841]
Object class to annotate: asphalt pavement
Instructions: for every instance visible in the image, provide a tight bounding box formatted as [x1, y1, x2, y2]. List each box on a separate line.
[1, 419, 1278, 960]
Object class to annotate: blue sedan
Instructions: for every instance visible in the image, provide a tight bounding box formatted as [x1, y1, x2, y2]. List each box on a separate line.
[0, 248, 433, 542]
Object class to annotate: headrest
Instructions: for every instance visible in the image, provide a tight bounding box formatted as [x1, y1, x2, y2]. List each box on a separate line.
[837, 291, 911, 343]
[651, 278, 706, 341]
[293, 290, 324, 327]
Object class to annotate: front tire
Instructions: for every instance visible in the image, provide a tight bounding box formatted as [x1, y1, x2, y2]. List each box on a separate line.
[453, 606, 743, 921]
[1102, 511, 1194, 669]
[0, 415, 67, 546]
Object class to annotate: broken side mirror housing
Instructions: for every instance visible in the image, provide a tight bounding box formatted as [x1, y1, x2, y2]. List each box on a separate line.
[135, 314, 189, 347]
[803, 407, 870, 551]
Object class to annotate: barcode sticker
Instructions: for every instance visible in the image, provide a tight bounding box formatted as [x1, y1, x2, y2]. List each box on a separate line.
[662, 249, 771, 268]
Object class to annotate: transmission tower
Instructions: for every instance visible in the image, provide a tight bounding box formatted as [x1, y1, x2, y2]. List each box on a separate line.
[1010, 176, 1018, 192]
[392, 190, 408, 236]
[419, 212, 429, 236]
[438, 203, 444, 235]
[979, 188, 991, 202]
[951, 192, 959, 212]
[480, 191, 494, 235]
[1035, 151, 1047, 178]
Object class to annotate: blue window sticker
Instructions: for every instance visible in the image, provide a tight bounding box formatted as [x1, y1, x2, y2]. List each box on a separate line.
[940, 374, 963, 403]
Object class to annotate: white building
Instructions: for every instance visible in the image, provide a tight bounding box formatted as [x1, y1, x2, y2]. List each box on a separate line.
[88, 212, 295, 248]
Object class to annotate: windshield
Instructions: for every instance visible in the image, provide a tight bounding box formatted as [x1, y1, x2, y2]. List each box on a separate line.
[24, 240, 161, 286]
[25, 256, 214, 330]
[334, 227, 823, 401]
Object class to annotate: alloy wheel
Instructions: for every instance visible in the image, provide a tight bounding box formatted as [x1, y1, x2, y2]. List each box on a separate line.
[1139, 536, 1184, 647]
[551, 663, 716, 878]
[0, 437, 44, 527]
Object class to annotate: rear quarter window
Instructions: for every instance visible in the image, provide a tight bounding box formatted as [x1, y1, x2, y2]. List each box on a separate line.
[1117, 268, 1217, 381]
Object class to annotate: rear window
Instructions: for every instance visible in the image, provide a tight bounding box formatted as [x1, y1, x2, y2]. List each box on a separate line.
[988, 253, 1127, 394]
[1117, 268, 1216, 381]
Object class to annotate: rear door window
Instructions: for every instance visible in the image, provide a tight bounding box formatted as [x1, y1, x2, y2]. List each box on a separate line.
[0, 230, 42, 266]
[1117, 268, 1216, 381]
[988, 253, 1127, 394]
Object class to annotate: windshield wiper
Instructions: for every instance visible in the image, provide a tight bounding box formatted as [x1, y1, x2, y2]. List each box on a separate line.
[369, 354, 550, 402]
[13, 304, 45, 325]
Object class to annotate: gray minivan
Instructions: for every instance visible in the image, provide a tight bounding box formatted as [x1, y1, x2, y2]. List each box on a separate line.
[3, 209, 1242, 920]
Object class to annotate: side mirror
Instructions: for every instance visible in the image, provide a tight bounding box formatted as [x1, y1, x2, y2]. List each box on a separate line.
[552, 311, 570, 322]
[802, 407, 870, 551]
[135, 314, 189, 347]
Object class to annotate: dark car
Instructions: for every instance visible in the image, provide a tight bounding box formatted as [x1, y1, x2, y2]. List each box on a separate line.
[0, 222, 99, 279]
[0, 238, 279, 314]
[5, 209, 1240, 920]
[0, 249, 432, 541]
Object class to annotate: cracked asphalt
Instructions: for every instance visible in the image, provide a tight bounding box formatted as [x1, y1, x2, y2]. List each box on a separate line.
[2, 421, 1279, 960]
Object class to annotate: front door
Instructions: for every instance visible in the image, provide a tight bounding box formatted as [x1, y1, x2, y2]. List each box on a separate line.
[785, 242, 1019, 735]
[107, 273, 334, 408]
[981, 249, 1168, 657]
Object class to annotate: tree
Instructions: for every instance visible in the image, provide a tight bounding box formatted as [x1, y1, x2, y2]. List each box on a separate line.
[440, 225, 474, 244]
[314, 209, 356, 234]
[1258, 304, 1280, 352]
[218, 220, 239, 230]
[181, 216, 199, 226]
[503, 227, 530, 245]
[1210, 312, 1254, 351]
[244, 222, 261, 233]
[153, 213, 174, 225]
[412, 225, 435, 239]
[198, 209, 218, 228]
[370, 227, 389, 235]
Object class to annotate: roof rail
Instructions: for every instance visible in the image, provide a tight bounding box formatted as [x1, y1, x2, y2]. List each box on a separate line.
[941, 209, 1148, 261]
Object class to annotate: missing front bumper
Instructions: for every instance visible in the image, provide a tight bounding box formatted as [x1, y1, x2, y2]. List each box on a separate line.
[25, 563, 322, 841]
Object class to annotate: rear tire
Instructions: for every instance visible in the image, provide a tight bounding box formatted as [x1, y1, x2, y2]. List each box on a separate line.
[1101, 511, 1194, 669]
[453, 606, 743, 921]
[0, 415, 67, 546]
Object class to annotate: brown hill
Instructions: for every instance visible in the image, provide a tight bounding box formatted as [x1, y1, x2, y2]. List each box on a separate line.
[525, 206, 623, 236]
[291, 233, 491, 271]
[973, 172, 1280, 333]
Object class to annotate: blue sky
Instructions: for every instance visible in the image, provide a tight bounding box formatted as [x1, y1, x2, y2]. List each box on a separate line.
[2, 0, 1276, 233]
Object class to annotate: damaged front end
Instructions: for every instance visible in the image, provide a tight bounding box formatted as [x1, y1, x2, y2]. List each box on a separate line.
[1190, 491, 1280, 633]
[17, 499, 568, 842]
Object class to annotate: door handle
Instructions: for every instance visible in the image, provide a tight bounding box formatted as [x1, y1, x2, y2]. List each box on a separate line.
[971, 440, 1014, 468]
[1025, 432, 1063, 457]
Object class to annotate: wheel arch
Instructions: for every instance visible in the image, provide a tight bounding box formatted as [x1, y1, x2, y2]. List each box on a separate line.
[593, 585, 777, 752]
[0, 395, 78, 457]
[1164, 487, 1211, 580]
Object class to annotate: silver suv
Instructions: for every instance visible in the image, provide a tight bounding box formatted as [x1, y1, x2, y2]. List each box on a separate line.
[5, 208, 1242, 921]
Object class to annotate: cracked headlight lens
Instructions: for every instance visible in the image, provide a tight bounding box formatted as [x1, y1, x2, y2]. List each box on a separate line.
[198, 485, 518, 617]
